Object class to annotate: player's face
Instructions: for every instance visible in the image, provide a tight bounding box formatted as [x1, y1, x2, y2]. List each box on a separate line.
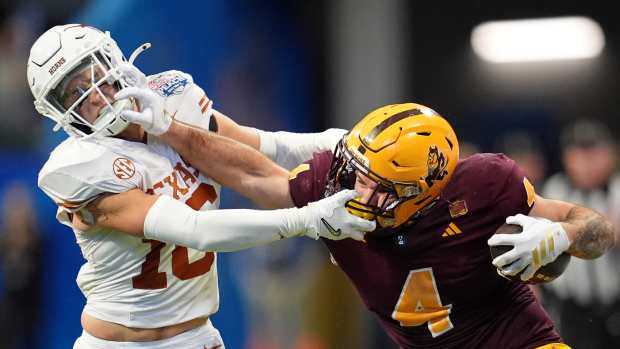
[354, 171, 396, 207]
[60, 65, 119, 124]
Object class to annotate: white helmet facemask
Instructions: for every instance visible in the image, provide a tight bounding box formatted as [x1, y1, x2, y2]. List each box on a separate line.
[45, 51, 132, 137]
[28, 25, 150, 138]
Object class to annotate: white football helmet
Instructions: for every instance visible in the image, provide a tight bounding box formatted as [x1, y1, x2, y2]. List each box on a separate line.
[27, 24, 148, 138]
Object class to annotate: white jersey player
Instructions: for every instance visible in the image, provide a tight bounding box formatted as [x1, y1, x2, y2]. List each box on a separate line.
[27, 24, 375, 349]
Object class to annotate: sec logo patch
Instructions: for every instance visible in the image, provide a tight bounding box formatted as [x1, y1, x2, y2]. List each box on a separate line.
[113, 158, 135, 179]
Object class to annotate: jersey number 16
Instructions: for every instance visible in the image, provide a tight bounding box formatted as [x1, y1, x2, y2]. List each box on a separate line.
[132, 183, 216, 289]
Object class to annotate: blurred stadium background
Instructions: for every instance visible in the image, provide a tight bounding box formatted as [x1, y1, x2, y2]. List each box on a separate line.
[1, 1, 619, 348]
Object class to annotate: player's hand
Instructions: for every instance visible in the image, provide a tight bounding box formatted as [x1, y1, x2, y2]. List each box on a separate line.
[301, 189, 376, 241]
[115, 61, 148, 88]
[114, 63, 170, 136]
[487, 214, 570, 281]
[115, 86, 170, 135]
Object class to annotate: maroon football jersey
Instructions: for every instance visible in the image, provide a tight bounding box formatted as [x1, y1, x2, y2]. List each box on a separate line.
[289, 152, 562, 349]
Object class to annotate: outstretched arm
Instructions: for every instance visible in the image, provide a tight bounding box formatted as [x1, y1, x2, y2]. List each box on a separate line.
[113, 64, 338, 208]
[113, 89, 293, 208]
[113, 62, 344, 171]
[74, 188, 374, 252]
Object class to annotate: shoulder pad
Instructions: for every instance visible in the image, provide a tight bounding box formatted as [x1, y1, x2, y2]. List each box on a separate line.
[38, 138, 143, 208]
[461, 153, 515, 178]
[288, 150, 333, 208]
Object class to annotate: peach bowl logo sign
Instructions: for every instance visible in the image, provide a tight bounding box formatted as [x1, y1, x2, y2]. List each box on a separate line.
[113, 158, 136, 179]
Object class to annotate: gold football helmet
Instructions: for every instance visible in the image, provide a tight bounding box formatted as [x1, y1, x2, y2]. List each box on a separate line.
[325, 103, 459, 230]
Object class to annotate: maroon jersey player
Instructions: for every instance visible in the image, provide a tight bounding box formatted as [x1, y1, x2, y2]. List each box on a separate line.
[290, 150, 558, 348]
[119, 95, 615, 348]
[282, 104, 612, 348]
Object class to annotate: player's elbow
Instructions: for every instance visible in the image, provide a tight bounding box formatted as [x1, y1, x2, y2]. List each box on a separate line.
[570, 216, 616, 259]
[594, 219, 616, 257]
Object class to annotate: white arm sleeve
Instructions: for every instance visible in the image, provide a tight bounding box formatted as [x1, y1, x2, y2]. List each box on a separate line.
[143, 195, 308, 252]
[256, 128, 347, 170]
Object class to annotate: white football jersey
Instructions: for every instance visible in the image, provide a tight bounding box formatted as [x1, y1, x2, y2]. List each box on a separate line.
[38, 71, 221, 328]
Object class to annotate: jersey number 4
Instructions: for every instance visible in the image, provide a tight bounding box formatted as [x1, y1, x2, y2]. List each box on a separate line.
[392, 267, 453, 337]
[132, 183, 216, 290]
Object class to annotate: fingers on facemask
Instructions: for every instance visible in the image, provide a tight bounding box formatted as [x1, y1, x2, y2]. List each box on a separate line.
[116, 63, 141, 87]
[117, 63, 146, 86]
[116, 62, 136, 74]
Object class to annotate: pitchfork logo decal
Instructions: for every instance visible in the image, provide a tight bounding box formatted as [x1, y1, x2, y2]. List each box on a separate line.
[425, 145, 448, 187]
[113, 158, 136, 179]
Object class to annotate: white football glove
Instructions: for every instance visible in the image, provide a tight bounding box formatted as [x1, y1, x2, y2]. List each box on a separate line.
[487, 214, 570, 281]
[116, 61, 148, 88]
[300, 189, 376, 241]
[114, 63, 171, 136]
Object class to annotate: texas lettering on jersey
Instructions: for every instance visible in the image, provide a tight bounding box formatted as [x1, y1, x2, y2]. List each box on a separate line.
[146, 159, 214, 199]
[134, 158, 218, 290]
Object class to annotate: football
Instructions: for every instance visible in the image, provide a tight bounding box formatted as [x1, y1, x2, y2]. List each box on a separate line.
[490, 223, 571, 284]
